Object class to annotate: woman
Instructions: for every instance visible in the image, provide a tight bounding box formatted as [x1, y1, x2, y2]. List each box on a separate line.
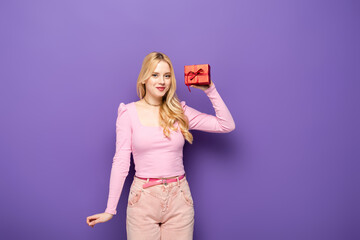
[86, 52, 235, 239]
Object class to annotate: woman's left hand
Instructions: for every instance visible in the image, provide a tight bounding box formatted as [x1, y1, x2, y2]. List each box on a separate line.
[190, 81, 214, 91]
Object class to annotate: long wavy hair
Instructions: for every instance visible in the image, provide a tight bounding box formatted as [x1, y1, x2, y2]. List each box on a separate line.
[136, 52, 193, 144]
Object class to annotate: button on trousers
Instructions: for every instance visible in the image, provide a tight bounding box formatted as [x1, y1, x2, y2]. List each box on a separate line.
[126, 175, 195, 240]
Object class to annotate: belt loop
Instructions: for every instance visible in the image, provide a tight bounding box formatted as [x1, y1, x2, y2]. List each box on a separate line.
[146, 178, 149, 183]
[176, 176, 180, 187]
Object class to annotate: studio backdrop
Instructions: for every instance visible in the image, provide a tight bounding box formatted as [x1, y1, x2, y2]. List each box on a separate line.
[0, 0, 359, 240]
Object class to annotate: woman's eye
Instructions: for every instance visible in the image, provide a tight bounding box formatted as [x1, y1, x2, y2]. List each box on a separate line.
[152, 74, 157, 77]
[166, 75, 171, 78]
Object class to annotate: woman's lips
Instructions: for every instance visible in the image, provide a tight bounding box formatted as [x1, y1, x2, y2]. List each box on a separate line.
[156, 87, 165, 91]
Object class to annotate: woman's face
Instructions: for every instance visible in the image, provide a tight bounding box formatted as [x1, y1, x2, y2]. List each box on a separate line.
[144, 61, 171, 98]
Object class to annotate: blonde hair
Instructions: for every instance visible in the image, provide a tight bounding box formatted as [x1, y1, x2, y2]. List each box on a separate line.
[136, 51, 194, 144]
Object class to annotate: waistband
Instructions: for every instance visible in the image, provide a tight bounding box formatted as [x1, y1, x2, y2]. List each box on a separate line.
[134, 174, 186, 189]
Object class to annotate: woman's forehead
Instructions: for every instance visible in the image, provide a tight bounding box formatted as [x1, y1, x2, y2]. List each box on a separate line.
[153, 61, 171, 72]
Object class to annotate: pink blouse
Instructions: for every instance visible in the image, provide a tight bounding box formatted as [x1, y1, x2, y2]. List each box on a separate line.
[104, 82, 235, 215]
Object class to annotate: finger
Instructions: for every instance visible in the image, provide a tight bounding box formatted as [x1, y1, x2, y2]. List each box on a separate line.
[87, 217, 93, 224]
[90, 220, 98, 227]
[89, 219, 97, 224]
[88, 220, 96, 226]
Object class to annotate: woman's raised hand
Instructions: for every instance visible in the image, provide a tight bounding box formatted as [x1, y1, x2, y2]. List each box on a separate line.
[190, 80, 213, 91]
[86, 212, 113, 228]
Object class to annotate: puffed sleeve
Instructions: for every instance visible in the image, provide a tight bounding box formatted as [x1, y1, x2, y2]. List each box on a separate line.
[181, 82, 236, 133]
[104, 102, 132, 215]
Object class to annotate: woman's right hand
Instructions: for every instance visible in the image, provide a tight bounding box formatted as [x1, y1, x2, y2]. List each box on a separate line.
[86, 212, 113, 228]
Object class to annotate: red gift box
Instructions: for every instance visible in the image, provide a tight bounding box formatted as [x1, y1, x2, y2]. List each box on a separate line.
[184, 64, 211, 92]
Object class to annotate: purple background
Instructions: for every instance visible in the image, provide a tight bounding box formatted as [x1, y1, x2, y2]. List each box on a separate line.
[1, 0, 359, 239]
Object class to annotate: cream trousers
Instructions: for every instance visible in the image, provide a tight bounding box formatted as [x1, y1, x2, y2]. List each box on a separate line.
[126, 175, 195, 240]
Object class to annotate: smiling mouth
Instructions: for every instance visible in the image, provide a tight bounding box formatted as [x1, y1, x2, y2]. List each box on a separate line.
[156, 87, 165, 91]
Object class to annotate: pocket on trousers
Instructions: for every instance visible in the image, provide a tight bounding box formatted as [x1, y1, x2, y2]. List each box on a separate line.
[180, 182, 194, 206]
[128, 184, 143, 207]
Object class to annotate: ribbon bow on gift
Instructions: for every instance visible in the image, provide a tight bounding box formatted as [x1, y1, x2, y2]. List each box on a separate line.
[185, 68, 205, 92]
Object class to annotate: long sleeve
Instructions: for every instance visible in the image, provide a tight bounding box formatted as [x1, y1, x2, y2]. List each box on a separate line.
[181, 82, 236, 133]
[104, 102, 132, 215]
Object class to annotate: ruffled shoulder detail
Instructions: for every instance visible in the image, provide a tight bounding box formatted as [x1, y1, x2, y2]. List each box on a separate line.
[118, 102, 129, 115]
[117, 102, 132, 130]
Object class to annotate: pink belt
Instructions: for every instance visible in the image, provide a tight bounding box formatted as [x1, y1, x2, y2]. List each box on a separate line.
[136, 174, 186, 189]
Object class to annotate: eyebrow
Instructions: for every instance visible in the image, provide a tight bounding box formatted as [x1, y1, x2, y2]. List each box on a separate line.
[153, 72, 171, 74]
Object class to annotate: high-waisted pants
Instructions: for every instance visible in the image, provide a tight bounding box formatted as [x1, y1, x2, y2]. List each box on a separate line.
[126, 175, 195, 240]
